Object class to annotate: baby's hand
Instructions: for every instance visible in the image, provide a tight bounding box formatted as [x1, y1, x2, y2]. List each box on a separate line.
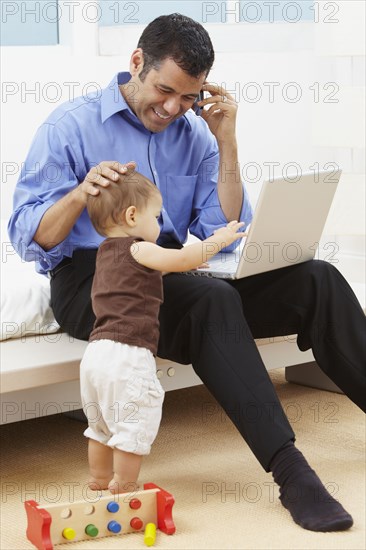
[213, 221, 246, 246]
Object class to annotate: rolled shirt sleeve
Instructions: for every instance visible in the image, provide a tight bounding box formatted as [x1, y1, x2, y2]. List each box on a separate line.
[189, 138, 253, 252]
[8, 123, 84, 273]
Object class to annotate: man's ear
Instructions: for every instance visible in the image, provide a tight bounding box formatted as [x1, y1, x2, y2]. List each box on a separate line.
[124, 206, 137, 226]
[130, 48, 144, 76]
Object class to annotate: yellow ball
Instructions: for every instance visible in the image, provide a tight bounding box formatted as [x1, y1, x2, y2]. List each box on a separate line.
[62, 527, 76, 540]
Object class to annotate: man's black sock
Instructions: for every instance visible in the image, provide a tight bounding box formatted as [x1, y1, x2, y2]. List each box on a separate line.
[270, 441, 353, 532]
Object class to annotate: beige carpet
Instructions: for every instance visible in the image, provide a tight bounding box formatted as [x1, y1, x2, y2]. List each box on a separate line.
[1, 369, 365, 550]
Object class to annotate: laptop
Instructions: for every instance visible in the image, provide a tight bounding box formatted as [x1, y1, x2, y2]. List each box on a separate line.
[185, 169, 341, 279]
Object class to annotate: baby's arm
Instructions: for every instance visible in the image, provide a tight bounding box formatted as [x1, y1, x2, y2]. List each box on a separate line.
[131, 221, 246, 273]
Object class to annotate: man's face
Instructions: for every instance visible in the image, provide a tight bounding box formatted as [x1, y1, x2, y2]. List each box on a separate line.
[123, 58, 207, 133]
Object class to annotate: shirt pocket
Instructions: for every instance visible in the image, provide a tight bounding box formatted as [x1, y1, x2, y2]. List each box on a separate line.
[163, 175, 198, 233]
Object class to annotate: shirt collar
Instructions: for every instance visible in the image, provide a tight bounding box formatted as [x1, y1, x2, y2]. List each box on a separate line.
[101, 72, 133, 123]
[101, 72, 192, 131]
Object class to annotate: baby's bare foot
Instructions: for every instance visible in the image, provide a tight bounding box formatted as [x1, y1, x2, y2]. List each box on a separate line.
[88, 477, 111, 491]
[108, 479, 140, 495]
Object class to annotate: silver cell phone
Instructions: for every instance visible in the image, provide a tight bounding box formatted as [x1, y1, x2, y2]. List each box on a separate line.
[192, 90, 204, 116]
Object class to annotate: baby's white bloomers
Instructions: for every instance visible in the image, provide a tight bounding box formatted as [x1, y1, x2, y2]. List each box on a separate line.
[80, 340, 165, 455]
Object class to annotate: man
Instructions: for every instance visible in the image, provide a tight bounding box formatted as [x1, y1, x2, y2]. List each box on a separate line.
[9, 13, 365, 532]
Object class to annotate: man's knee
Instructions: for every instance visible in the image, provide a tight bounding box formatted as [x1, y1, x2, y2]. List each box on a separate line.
[295, 259, 340, 282]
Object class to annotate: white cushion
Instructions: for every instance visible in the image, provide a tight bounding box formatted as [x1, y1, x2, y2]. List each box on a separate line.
[1, 220, 60, 340]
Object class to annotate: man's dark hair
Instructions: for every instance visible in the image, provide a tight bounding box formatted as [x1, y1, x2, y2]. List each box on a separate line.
[137, 13, 215, 81]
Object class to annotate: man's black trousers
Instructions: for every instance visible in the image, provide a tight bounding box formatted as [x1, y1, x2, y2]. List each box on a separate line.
[50, 251, 366, 471]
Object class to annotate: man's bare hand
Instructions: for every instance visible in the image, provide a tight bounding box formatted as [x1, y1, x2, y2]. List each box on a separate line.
[198, 83, 238, 145]
[78, 160, 137, 204]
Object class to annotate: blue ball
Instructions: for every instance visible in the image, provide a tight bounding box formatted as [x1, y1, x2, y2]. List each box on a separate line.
[107, 521, 122, 533]
[107, 501, 120, 513]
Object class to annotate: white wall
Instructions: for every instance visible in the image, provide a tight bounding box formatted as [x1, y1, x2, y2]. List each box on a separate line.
[1, 1, 365, 288]
[0, 21, 318, 216]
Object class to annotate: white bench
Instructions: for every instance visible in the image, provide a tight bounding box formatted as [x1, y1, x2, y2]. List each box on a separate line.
[0, 333, 316, 424]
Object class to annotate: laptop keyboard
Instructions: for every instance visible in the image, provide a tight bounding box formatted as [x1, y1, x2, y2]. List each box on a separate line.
[206, 257, 238, 273]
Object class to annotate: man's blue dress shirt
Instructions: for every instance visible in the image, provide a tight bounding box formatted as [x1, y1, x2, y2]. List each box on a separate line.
[8, 73, 253, 275]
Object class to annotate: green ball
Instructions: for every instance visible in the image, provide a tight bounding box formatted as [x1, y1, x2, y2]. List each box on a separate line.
[85, 524, 99, 537]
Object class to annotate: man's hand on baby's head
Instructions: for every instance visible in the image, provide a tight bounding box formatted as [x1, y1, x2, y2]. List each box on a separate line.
[213, 221, 246, 245]
[79, 160, 137, 203]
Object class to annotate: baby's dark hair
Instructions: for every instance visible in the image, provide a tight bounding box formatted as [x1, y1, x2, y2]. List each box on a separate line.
[87, 171, 161, 236]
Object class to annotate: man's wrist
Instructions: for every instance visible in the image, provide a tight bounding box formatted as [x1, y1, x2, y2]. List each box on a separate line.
[217, 137, 238, 153]
[73, 184, 88, 208]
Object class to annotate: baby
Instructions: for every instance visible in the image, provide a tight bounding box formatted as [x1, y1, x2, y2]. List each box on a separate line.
[81, 170, 245, 494]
